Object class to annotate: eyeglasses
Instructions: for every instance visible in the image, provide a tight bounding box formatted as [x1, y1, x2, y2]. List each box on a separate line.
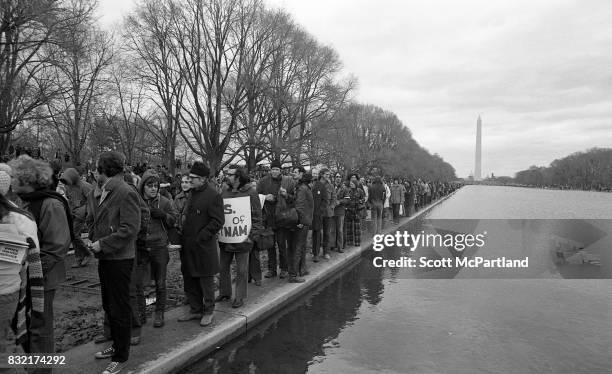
[188, 175, 201, 180]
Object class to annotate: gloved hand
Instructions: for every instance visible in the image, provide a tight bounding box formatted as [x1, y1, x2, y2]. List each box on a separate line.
[149, 207, 166, 219]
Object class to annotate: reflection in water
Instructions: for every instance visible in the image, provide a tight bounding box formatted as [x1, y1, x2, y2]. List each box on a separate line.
[180, 258, 385, 374]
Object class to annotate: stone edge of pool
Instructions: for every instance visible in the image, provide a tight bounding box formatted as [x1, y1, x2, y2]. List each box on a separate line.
[61, 193, 454, 374]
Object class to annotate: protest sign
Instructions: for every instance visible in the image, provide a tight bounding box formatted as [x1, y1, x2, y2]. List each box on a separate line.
[219, 196, 252, 244]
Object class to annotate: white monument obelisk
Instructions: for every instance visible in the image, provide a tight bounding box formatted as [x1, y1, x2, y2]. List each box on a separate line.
[475, 116, 482, 180]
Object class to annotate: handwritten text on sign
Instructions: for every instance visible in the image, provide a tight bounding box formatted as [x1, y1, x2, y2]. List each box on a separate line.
[219, 196, 252, 244]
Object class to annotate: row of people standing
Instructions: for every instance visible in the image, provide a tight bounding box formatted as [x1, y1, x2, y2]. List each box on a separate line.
[1, 151, 460, 374]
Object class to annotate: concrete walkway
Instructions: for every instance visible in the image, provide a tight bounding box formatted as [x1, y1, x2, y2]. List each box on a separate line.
[61, 196, 452, 374]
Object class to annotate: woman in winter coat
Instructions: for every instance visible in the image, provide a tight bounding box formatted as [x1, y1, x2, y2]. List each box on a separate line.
[217, 166, 263, 308]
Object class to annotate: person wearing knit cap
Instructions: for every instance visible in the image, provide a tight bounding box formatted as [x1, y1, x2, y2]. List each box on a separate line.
[256, 159, 295, 279]
[8, 155, 71, 370]
[0, 164, 18, 203]
[179, 161, 224, 327]
[0, 167, 44, 356]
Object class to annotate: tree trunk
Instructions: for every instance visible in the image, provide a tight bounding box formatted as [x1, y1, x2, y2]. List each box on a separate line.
[0, 133, 11, 157]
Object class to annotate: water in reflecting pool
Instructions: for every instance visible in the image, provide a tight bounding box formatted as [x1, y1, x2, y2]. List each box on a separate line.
[182, 186, 612, 374]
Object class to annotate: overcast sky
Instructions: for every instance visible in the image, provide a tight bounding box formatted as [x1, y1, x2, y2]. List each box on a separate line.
[98, 0, 612, 177]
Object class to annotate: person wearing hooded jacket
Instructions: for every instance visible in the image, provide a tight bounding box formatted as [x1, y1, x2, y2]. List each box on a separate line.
[59, 167, 93, 267]
[137, 170, 177, 327]
[217, 166, 262, 308]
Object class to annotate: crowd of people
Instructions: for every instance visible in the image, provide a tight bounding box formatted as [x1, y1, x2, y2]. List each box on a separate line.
[0, 152, 460, 374]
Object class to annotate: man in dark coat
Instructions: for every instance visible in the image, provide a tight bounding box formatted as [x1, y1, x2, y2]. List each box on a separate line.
[178, 162, 224, 327]
[256, 160, 295, 278]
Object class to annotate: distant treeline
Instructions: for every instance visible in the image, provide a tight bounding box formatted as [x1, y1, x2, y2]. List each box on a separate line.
[513, 148, 612, 190]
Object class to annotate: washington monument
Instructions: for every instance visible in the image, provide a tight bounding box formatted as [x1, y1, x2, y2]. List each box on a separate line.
[475, 115, 482, 180]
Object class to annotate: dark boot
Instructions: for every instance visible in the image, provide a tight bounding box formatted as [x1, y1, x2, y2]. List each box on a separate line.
[154, 311, 164, 328]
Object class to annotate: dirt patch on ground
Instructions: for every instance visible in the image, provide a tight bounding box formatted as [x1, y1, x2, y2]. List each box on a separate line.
[55, 247, 270, 352]
[55, 248, 184, 352]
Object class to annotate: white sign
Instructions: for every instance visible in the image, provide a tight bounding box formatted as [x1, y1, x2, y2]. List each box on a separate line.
[0, 244, 27, 264]
[219, 196, 252, 244]
[0, 227, 28, 264]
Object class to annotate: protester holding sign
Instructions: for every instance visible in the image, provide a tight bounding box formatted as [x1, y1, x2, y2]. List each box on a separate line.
[0, 167, 44, 354]
[217, 166, 262, 308]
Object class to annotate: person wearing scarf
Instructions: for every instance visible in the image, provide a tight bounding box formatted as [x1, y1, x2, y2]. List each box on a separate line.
[8, 155, 71, 373]
[0, 167, 44, 354]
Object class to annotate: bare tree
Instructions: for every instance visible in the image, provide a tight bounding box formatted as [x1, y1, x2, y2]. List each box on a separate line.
[170, 0, 260, 175]
[263, 23, 354, 167]
[232, 8, 286, 171]
[125, 0, 184, 174]
[0, 0, 91, 153]
[42, 0, 113, 164]
[101, 59, 149, 165]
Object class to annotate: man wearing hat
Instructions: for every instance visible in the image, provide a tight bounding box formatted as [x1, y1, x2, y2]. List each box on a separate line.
[256, 160, 295, 279]
[178, 161, 224, 326]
